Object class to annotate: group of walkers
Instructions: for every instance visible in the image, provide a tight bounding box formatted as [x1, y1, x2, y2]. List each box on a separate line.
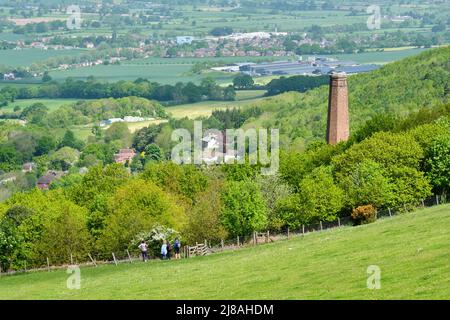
[138, 238, 181, 262]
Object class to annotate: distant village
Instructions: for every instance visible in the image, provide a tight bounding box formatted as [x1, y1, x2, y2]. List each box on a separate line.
[0, 29, 386, 82]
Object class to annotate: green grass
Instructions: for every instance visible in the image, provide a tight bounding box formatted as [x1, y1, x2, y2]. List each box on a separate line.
[166, 90, 266, 119]
[47, 62, 238, 85]
[0, 98, 82, 113]
[0, 48, 87, 67]
[0, 204, 449, 300]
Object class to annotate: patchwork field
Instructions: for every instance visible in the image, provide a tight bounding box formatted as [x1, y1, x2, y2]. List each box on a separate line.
[0, 204, 448, 299]
[166, 90, 266, 119]
[0, 48, 87, 67]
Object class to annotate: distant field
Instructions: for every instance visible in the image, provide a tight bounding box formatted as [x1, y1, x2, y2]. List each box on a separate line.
[325, 48, 429, 64]
[48, 63, 238, 85]
[0, 204, 448, 299]
[0, 48, 87, 67]
[116, 119, 168, 133]
[44, 48, 430, 84]
[166, 90, 266, 119]
[0, 98, 81, 113]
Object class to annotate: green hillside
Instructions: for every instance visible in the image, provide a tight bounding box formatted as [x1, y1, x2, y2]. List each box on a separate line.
[0, 204, 449, 300]
[242, 46, 450, 150]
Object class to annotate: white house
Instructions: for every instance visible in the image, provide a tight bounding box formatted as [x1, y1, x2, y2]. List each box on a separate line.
[3, 73, 15, 80]
[176, 36, 195, 45]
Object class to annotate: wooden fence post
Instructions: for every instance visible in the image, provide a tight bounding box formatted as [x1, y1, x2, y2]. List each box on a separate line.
[287, 227, 290, 240]
[70, 253, 73, 265]
[266, 230, 270, 243]
[204, 239, 208, 248]
[112, 253, 118, 266]
[221, 239, 224, 250]
[436, 195, 439, 205]
[126, 250, 133, 263]
[320, 221, 323, 231]
[421, 199, 425, 208]
[88, 253, 97, 267]
[302, 225, 305, 236]
[237, 236, 240, 247]
[388, 207, 392, 217]
[47, 257, 50, 272]
[337, 217, 341, 227]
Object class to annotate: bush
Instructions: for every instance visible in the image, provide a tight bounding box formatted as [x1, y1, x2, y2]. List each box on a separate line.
[131, 224, 180, 258]
[351, 205, 377, 225]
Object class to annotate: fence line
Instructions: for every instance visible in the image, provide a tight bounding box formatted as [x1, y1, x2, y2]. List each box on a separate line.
[1, 193, 448, 276]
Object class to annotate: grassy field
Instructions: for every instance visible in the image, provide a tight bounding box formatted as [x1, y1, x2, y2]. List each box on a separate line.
[166, 90, 266, 119]
[1, 98, 81, 113]
[0, 204, 448, 300]
[44, 48, 429, 84]
[0, 48, 87, 67]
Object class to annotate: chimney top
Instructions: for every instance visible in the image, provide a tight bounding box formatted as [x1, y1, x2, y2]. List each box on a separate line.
[331, 72, 347, 78]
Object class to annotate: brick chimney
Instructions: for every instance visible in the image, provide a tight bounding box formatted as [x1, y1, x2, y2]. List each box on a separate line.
[326, 72, 349, 145]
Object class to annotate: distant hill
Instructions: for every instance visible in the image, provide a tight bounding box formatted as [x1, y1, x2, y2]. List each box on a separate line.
[242, 46, 450, 150]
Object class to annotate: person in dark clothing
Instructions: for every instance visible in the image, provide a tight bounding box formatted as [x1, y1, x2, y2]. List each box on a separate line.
[174, 238, 181, 259]
[167, 241, 172, 260]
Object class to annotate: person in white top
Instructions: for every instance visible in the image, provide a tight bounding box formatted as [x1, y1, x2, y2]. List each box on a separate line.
[138, 240, 148, 262]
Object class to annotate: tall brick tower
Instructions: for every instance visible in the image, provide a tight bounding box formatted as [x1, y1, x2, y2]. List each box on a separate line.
[326, 72, 349, 145]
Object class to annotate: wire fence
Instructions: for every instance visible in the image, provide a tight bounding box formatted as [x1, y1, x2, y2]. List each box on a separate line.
[1, 193, 448, 276]
[192, 192, 449, 256]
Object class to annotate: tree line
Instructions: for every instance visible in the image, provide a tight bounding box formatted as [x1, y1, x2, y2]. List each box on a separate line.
[0, 77, 236, 107]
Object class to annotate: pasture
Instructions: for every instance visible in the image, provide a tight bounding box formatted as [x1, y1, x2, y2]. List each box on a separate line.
[166, 90, 266, 119]
[0, 98, 81, 113]
[0, 204, 448, 299]
[0, 48, 87, 67]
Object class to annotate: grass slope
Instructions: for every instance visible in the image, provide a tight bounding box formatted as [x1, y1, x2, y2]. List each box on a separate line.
[0, 204, 449, 300]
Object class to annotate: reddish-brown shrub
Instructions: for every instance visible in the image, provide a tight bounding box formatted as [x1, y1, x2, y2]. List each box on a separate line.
[351, 204, 377, 225]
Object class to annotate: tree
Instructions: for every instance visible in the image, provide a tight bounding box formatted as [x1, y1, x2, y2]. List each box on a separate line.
[97, 179, 185, 254]
[144, 143, 162, 162]
[183, 179, 228, 244]
[389, 166, 432, 207]
[339, 160, 393, 209]
[132, 124, 161, 152]
[141, 162, 208, 203]
[233, 74, 254, 89]
[69, 164, 130, 238]
[0, 144, 21, 172]
[20, 102, 48, 125]
[424, 132, 450, 194]
[220, 179, 267, 237]
[60, 130, 84, 150]
[49, 147, 80, 171]
[296, 166, 344, 223]
[210, 26, 233, 36]
[257, 175, 292, 231]
[0, 206, 34, 271]
[104, 122, 131, 146]
[42, 71, 52, 83]
[223, 85, 236, 101]
[32, 197, 91, 265]
[35, 135, 56, 156]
